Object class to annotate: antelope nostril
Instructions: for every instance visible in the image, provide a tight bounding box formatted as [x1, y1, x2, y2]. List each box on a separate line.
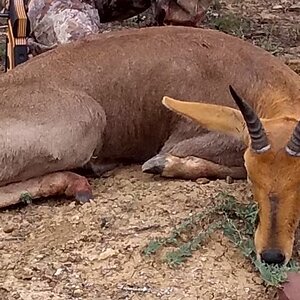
[260, 249, 285, 265]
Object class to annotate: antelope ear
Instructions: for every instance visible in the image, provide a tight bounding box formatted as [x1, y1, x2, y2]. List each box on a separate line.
[162, 96, 249, 143]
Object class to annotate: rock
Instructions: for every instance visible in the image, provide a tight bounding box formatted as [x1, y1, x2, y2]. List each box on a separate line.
[73, 288, 84, 297]
[272, 5, 283, 10]
[21, 267, 33, 280]
[35, 254, 45, 260]
[196, 178, 210, 184]
[98, 248, 117, 260]
[261, 11, 277, 20]
[290, 4, 300, 11]
[54, 268, 64, 277]
[225, 176, 234, 184]
[278, 272, 300, 300]
[3, 225, 15, 233]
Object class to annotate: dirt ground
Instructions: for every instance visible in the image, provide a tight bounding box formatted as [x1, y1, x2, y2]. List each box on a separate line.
[0, 0, 299, 300]
[0, 167, 277, 300]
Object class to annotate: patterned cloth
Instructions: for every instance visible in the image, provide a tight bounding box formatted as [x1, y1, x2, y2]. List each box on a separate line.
[4, 0, 210, 55]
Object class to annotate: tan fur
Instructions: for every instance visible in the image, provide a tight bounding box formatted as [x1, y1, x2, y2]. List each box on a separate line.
[161, 154, 246, 179]
[0, 26, 300, 262]
[162, 96, 249, 143]
[162, 99, 300, 263]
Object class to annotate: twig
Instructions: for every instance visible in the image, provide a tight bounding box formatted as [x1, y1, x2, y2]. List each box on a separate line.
[0, 236, 26, 241]
[132, 224, 161, 232]
[118, 284, 151, 293]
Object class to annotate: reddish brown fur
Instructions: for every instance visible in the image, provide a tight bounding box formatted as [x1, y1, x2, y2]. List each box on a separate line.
[0, 172, 92, 207]
[0, 26, 299, 262]
[245, 118, 300, 262]
[160, 154, 246, 179]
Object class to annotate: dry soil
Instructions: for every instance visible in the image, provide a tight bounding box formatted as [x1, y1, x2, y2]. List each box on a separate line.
[0, 0, 299, 299]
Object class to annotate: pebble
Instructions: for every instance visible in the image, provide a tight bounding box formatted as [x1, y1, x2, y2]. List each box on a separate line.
[196, 178, 210, 184]
[225, 176, 234, 184]
[252, 276, 263, 285]
[54, 268, 64, 276]
[35, 254, 45, 260]
[22, 267, 33, 280]
[3, 225, 15, 233]
[98, 248, 117, 260]
[290, 4, 300, 11]
[73, 288, 84, 297]
[272, 5, 283, 9]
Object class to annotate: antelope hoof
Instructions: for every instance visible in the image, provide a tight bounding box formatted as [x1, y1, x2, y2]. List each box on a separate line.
[64, 174, 93, 204]
[75, 191, 93, 203]
[142, 155, 166, 174]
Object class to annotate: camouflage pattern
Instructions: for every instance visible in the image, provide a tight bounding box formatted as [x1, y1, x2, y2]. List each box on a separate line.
[94, 0, 151, 22]
[19, 0, 210, 55]
[154, 0, 212, 26]
[27, 0, 101, 50]
[0, 0, 8, 11]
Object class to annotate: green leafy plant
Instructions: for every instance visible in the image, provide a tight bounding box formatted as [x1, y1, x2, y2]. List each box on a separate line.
[19, 191, 33, 205]
[206, 11, 251, 38]
[143, 192, 300, 286]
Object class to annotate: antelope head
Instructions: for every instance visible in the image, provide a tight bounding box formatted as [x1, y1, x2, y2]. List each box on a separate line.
[162, 86, 300, 265]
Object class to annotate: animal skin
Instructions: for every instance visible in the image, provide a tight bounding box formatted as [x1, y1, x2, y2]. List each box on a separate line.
[0, 26, 299, 265]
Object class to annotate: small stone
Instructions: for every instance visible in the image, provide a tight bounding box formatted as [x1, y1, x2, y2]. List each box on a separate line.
[0, 242, 5, 250]
[252, 276, 264, 285]
[54, 268, 63, 276]
[73, 288, 83, 297]
[98, 248, 117, 260]
[290, 4, 300, 11]
[22, 267, 33, 280]
[11, 291, 21, 299]
[225, 176, 234, 184]
[35, 254, 45, 260]
[100, 217, 109, 229]
[68, 201, 76, 208]
[261, 11, 277, 20]
[272, 4, 283, 9]
[196, 178, 210, 184]
[3, 225, 15, 233]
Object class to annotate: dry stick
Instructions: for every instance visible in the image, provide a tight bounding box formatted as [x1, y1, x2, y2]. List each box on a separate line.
[118, 284, 151, 293]
[0, 236, 26, 241]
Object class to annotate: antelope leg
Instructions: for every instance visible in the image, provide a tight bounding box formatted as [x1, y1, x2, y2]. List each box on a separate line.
[0, 171, 93, 208]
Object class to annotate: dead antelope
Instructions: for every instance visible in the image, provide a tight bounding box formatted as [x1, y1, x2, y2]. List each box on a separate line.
[0, 26, 299, 265]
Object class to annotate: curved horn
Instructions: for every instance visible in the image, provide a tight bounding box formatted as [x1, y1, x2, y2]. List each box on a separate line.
[229, 85, 270, 153]
[286, 122, 300, 156]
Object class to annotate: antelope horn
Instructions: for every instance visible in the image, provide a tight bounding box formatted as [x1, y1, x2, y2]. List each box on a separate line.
[229, 85, 270, 153]
[286, 122, 300, 156]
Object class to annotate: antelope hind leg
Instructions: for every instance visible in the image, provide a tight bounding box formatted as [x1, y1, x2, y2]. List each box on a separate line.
[0, 90, 107, 208]
[0, 171, 93, 209]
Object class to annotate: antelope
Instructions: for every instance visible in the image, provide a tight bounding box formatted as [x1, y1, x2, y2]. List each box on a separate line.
[0, 26, 299, 265]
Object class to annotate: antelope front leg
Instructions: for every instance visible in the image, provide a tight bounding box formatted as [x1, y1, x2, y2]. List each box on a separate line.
[143, 128, 246, 180]
[142, 154, 246, 180]
[0, 172, 93, 208]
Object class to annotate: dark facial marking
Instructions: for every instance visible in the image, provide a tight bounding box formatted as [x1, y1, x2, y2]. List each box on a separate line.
[268, 192, 279, 244]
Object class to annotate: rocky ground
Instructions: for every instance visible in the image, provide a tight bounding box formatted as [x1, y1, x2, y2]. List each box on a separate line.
[0, 0, 299, 299]
[0, 167, 276, 300]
